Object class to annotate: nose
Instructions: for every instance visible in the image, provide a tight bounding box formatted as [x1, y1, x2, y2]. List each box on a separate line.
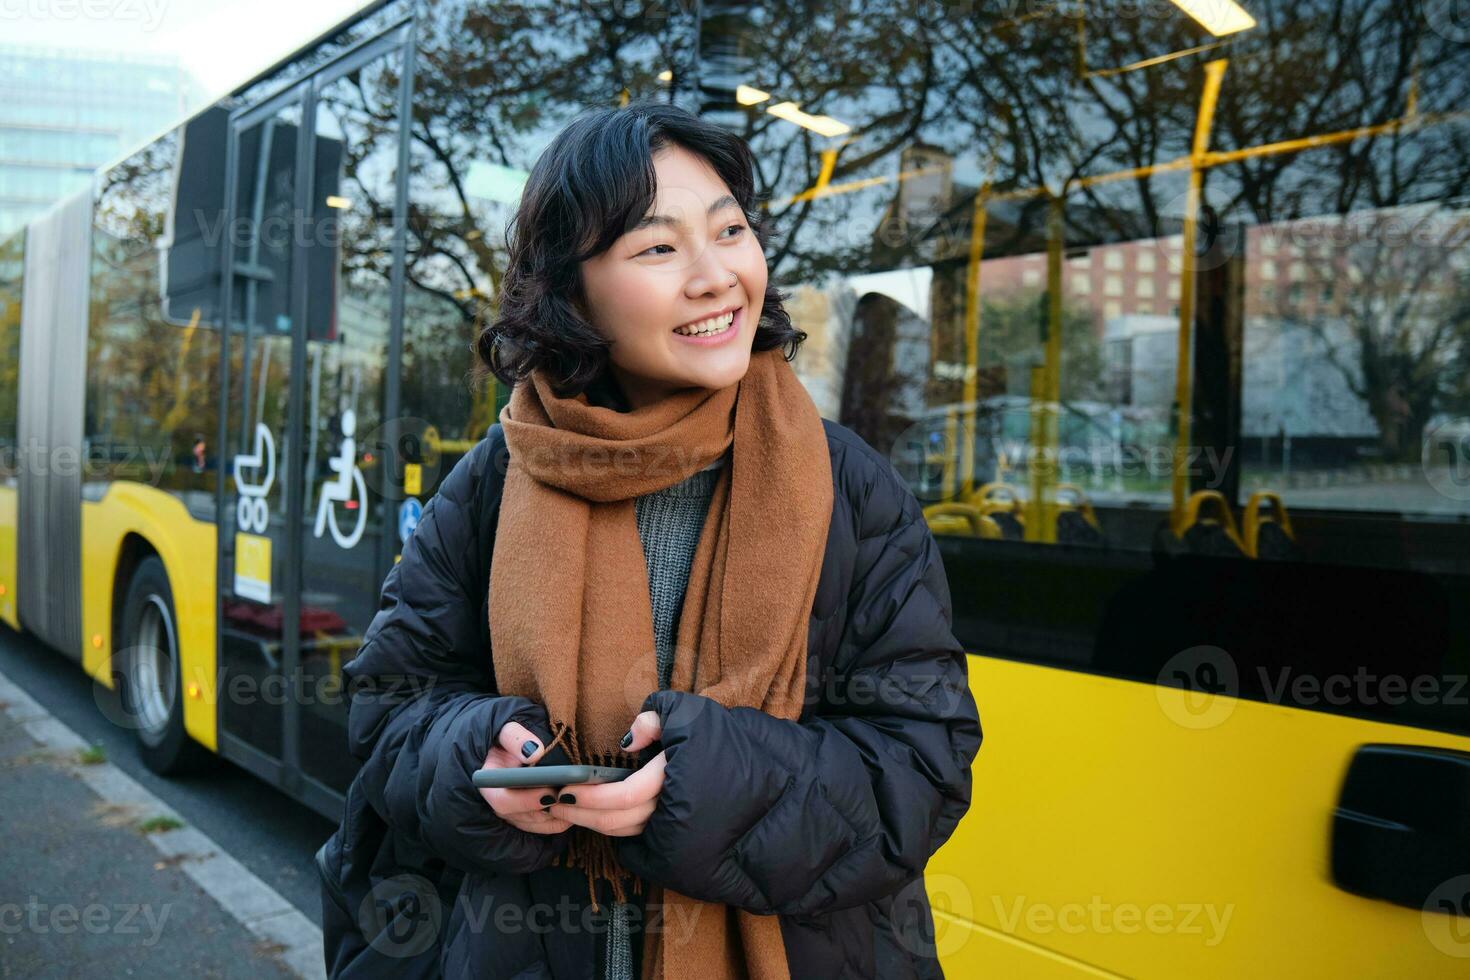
[684, 246, 737, 298]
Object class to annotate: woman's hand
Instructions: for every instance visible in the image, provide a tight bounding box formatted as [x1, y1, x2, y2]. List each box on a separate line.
[477, 720, 572, 836]
[547, 711, 665, 837]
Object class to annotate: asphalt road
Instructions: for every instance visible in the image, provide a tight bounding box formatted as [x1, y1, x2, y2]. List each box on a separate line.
[0, 624, 337, 928]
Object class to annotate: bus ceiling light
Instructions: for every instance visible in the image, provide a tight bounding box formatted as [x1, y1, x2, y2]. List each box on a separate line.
[736, 84, 769, 105]
[325, 195, 353, 210]
[765, 101, 850, 138]
[1168, 0, 1255, 36]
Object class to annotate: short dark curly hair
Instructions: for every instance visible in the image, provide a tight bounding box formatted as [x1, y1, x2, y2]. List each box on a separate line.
[475, 100, 804, 398]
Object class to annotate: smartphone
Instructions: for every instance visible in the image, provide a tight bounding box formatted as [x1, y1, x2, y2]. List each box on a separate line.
[472, 764, 634, 790]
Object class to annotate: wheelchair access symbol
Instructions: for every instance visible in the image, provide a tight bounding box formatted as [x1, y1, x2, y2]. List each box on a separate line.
[314, 409, 368, 549]
[398, 497, 422, 544]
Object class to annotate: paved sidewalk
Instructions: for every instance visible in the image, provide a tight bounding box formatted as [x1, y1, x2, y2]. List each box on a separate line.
[0, 670, 325, 980]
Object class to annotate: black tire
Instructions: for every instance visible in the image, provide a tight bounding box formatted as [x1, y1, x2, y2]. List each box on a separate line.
[118, 555, 213, 775]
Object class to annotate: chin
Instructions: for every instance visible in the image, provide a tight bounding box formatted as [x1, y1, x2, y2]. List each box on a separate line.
[689, 354, 752, 391]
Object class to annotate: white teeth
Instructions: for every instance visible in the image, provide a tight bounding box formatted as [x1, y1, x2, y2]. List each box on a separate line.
[674, 310, 735, 336]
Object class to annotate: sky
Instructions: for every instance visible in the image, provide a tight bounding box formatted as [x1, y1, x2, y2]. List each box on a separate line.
[1, 0, 375, 100]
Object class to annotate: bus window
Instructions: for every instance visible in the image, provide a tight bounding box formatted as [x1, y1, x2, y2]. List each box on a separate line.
[0, 232, 20, 485]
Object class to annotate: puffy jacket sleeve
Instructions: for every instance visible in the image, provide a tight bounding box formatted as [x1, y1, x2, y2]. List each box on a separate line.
[342, 428, 571, 876]
[613, 432, 982, 916]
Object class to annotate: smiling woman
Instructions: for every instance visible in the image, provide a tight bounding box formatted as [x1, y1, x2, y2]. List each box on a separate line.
[324, 98, 980, 980]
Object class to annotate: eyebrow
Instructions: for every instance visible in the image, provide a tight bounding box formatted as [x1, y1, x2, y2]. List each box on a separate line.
[633, 194, 742, 233]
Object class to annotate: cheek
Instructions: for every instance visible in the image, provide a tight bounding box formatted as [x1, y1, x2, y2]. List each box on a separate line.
[741, 246, 769, 297]
[594, 270, 672, 344]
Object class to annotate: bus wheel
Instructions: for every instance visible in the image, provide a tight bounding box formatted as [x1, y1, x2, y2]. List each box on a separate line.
[119, 555, 211, 775]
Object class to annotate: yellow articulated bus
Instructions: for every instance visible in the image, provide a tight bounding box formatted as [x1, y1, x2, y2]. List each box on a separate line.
[1, 1, 1468, 975]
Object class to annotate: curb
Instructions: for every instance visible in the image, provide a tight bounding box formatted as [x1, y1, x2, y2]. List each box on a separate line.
[0, 669, 326, 980]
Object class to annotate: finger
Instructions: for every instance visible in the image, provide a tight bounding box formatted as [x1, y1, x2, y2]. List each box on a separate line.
[550, 800, 654, 835]
[621, 710, 662, 753]
[601, 818, 653, 837]
[601, 802, 658, 837]
[498, 792, 572, 830]
[479, 784, 560, 815]
[496, 721, 547, 763]
[482, 745, 520, 769]
[546, 803, 605, 833]
[502, 810, 572, 834]
[562, 752, 665, 810]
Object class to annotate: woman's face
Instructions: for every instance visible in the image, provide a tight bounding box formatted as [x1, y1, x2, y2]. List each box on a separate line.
[579, 144, 768, 410]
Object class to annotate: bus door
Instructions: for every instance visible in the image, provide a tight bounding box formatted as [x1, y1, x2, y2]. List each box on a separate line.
[216, 25, 412, 812]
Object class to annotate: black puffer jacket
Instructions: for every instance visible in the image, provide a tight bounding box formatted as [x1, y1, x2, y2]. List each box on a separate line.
[317, 418, 982, 979]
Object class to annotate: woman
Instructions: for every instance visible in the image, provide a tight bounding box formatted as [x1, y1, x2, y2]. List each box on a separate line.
[318, 101, 981, 980]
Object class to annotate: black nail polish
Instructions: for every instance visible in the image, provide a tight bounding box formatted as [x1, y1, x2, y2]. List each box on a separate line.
[619, 731, 633, 749]
[540, 794, 555, 806]
[559, 793, 576, 805]
[521, 741, 539, 758]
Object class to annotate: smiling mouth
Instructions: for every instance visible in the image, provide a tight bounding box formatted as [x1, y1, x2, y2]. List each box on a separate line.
[672, 307, 738, 337]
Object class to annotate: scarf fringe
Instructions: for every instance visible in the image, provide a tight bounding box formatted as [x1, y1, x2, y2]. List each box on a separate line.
[544, 720, 644, 913]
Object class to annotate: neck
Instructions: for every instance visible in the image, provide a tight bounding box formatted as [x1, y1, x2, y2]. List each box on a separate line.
[606, 363, 681, 412]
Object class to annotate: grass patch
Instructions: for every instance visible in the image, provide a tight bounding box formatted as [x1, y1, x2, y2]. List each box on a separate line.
[138, 815, 184, 834]
[77, 743, 106, 765]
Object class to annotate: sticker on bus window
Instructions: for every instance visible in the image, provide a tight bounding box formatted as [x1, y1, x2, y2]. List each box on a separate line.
[398, 497, 422, 544]
[235, 532, 271, 603]
[313, 409, 368, 549]
[404, 463, 422, 496]
[233, 422, 276, 536]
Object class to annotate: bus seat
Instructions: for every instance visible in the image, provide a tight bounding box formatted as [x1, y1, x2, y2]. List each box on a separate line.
[968, 482, 1026, 540]
[1244, 491, 1299, 560]
[1175, 489, 1248, 557]
[1056, 484, 1104, 546]
[924, 502, 1002, 539]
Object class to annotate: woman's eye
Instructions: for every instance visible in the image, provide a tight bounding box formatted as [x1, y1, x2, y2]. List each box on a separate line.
[639, 225, 742, 257]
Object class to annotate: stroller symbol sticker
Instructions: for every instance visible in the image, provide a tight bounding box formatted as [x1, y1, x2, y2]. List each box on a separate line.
[232, 422, 276, 535]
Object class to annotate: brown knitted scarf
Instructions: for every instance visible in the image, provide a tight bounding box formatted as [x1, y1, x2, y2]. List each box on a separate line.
[488, 346, 832, 980]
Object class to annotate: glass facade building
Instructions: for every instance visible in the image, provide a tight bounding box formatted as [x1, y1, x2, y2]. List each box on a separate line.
[0, 45, 203, 236]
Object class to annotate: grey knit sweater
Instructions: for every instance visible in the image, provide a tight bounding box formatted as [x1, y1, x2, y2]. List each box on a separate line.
[603, 453, 724, 980]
